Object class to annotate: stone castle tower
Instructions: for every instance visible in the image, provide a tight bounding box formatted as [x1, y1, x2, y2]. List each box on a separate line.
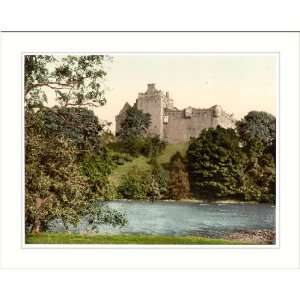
[116, 83, 236, 144]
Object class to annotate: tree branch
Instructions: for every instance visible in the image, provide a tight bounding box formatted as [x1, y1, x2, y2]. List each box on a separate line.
[25, 82, 74, 96]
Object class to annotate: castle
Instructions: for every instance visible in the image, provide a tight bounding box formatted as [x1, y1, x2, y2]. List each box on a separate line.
[116, 83, 236, 144]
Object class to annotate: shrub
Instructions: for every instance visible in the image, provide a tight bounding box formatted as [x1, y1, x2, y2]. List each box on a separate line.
[117, 170, 148, 200]
[168, 152, 190, 200]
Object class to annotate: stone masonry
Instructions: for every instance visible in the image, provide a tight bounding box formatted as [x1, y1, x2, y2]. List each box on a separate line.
[115, 83, 236, 144]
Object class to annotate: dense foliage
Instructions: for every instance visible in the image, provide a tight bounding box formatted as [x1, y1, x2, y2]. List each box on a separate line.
[41, 106, 104, 152]
[25, 55, 127, 233]
[117, 170, 148, 200]
[118, 104, 151, 139]
[187, 127, 246, 199]
[168, 152, 190, 200]
[116, 104, 167, 158]
[187, 124, 276, 202]
[117, 163, 169, 201]
[25, 110, 126, 232]
[236, 111, 276, 144]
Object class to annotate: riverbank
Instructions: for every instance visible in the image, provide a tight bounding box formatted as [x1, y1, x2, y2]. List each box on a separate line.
[105, 198, 264, 205]
[26, 233, 253, 245]
[225, 229, 276, 244]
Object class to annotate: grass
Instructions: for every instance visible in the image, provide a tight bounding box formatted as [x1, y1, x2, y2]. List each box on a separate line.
[109, 143, 189, 186]
[25, 233, 248, 245]
[156, 143, 189, 165]
[109, 155, 152, 186]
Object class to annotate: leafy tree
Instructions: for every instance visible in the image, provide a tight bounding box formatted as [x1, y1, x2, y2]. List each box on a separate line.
[242, 137, 276, 202]
[25, 55, 128, 232]
[119, 135, 148, 157]
[168, 152, 190, 200]
[118, 104, 151, 139]
[25, 55, 108, 108]
[236, 111, 276, 145]
[145, 175, 162, 202]
[117, 170, 148, 200]
[81, 150, 116, 197]
[187, 126, 246, 199]
[142, 136, 167, 162]
[101, 182, 118, 201]
[39, 106, 104, 152]
[151, 162, 169, 199]
[25, 111, 126, 232]
[187, 125, 276, 202]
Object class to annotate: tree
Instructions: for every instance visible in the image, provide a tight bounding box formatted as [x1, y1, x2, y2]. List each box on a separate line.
[187, 126, 246, 199]
[187, 125, 276, 203]
[142, 136, 167, 162]
[242, 137, 276, 202]
[25, 111, 127, 232]
[40, 105, 104, 152]
[81, 150, 116, 197]
[236, 111, 276, 145]
[118, 104, 151, 139]
[117, 170, 148, 200]
[237, 111, 276, 202]
[151, 161, 169, 199]
[25, 55, 128, 232]
[25, 55, 108, 108]
[145, 175, 162, 202]
[168, 152, 190, 200]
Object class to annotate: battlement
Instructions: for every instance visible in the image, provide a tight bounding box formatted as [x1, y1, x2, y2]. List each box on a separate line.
[147, 83, 156, 92]
[116, 83, 236, 143]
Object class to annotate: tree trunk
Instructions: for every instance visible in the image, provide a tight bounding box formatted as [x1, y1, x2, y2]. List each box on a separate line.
[31, 197, 47, 233]
[31, 220, 41, 233]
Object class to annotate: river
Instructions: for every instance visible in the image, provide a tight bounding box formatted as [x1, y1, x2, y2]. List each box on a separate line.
[49, 201, 276, 238]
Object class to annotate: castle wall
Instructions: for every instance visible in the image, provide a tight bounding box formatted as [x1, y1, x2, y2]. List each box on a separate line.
[163, 109, 215, 143]
[137, 97, 163, 138]
[215, 112, 236, 129]
[136, 84, 164, 138]
[163, 108, 235, 143]
[115, 115, 123, 134]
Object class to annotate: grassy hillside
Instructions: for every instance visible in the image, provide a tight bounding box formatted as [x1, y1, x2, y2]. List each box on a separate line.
[157, 143, 189, 165]
[109, 155, 152, 186]
[109, 143, 189, 186]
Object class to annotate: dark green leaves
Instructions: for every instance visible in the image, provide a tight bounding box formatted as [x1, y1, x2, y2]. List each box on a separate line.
[236, 111, 276, 145]
[118, 105, 151, 139]
[187, 125, 275, 202]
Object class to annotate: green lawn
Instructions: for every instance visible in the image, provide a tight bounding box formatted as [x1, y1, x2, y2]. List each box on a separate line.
[109, 143, 189, 186]
[25, 233, 247, 245]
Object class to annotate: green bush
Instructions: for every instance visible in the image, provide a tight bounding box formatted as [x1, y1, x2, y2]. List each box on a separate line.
[117, 170, 148, 200]
[168, 152, 190, 200]
[117, 166, 169, 201]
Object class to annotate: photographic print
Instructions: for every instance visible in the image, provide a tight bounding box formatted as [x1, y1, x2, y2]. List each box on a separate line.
[24, 54, 277, 246]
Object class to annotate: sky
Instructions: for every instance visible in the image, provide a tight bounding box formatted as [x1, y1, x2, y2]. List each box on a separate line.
[95, 54, 277, 132]
[48, 54, 277, 132]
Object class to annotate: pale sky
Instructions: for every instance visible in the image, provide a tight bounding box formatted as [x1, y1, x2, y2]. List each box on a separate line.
[96, 54, 277, 132]
[47, 54, 277, 132]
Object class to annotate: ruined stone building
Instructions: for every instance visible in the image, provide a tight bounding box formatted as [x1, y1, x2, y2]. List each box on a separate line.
[116, 83, 236, 144]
